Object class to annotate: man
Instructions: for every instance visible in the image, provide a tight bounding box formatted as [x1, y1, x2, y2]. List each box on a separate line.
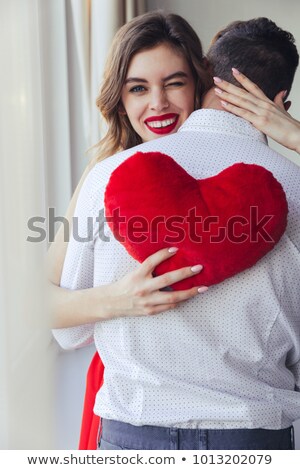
[53, 18, 300, 450]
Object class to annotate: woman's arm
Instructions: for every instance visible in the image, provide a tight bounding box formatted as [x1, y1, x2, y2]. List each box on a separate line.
[213, 69, 300, 154]
[51, 247, 207, 329]
[47, 164, 208, 330]
[52, 247, 208, 351]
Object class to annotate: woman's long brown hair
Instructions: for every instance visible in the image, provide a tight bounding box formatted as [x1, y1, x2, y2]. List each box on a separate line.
[91, 11, 212, 163]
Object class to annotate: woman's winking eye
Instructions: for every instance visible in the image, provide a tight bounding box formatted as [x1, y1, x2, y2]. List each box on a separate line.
[129, 81, 185, 94]
[165, 81, 185, 88]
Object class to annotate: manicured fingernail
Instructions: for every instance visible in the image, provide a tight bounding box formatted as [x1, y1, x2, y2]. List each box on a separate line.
[232, 67, 240, 74]
[282, 90, 287, 98]
[214, 87, 223, 94]
[191, 264, 203, 273]
[220, 100, 228, 107]
[198, 286, 208, 293]
[213, 76, 222, 83]
[168, 247, 178, 253]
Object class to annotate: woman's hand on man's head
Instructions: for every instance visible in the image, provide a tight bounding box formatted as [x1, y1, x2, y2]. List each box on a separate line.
[213, 69, 300, 154]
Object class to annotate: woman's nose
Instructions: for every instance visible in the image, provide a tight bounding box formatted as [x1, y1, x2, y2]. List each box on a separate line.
[149, 89, 169, 112]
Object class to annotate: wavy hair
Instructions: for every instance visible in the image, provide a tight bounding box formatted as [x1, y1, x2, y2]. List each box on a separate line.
[91, 11, 212, 162]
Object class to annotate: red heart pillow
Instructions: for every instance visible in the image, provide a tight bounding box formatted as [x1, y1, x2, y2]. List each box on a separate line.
[104, 152, 288, 290]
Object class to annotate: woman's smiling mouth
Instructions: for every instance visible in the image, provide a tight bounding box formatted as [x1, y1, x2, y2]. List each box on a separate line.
[145, 113, 179, 134]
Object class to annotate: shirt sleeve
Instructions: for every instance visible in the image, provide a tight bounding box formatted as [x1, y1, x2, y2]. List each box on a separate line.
[52, 167, 99, 350]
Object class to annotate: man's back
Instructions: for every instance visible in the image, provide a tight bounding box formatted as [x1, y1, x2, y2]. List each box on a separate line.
[53, 109, 300, 430]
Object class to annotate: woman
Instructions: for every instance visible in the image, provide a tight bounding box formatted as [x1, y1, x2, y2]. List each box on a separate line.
[48, 11, 212, 329]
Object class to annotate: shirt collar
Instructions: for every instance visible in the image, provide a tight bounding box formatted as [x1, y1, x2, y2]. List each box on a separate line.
[179, 109, 267, 144]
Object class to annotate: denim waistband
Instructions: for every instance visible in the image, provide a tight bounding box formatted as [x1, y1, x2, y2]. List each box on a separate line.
[100, 418, 294, 450]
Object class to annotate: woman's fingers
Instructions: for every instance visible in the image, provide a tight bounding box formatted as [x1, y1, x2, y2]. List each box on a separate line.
[113, 247, 208, 319]
[213, 75, 267, 104]
[139, 247, 179, 276]
[214, 87, 259, 114]
[143, 286, 208, 316]
[231, 68, 269, 100]
[213, 69, 279, 117]
[150, 285, 208, 306]
[138, 247, 207, 291]
[231, 72, 291, 113]
[219, 101, 257, 122]
[232, 68, 270, 101]
[149, 264, 204, 291]
[213, 71, 287, 126]
[274, 90, 285, 109]
[211, 70, 300, 154]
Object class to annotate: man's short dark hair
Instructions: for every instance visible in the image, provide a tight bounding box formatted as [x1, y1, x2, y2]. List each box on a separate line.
[207, 18, 299, 100]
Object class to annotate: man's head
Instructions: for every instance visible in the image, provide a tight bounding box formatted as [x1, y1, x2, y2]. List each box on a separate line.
[207, 18, 299, 100]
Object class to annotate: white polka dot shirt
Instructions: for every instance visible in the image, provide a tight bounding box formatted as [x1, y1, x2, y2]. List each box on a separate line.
[53, 110, 300, 429]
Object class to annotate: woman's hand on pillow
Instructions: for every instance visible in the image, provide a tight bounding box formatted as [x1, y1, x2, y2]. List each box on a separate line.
[105, 247, 208, 319]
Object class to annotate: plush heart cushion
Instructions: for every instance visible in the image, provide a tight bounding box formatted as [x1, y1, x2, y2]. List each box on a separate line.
[104, 152, 288, 290]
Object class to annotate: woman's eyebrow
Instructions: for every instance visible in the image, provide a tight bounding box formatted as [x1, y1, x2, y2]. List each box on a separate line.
[124, 71, 188, 85]
[162, 71, 188, 81]
[124, 77, 148, 84]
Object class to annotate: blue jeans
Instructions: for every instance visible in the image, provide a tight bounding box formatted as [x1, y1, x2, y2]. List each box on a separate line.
[98, 418, 295, 450]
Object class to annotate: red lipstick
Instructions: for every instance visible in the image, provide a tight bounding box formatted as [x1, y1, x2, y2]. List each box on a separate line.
[144, 113, 179, 135]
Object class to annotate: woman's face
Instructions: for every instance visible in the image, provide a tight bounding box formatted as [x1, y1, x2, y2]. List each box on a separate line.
[121, 43, 195, 142]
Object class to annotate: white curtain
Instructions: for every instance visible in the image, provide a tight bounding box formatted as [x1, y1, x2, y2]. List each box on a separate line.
[0, 0, 55, 449]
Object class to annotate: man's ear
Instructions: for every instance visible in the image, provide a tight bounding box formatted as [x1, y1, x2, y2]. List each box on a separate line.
[274, 90, 290, 111]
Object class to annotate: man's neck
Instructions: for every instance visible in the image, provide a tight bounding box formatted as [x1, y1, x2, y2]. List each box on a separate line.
[201, 88, 225, 111]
